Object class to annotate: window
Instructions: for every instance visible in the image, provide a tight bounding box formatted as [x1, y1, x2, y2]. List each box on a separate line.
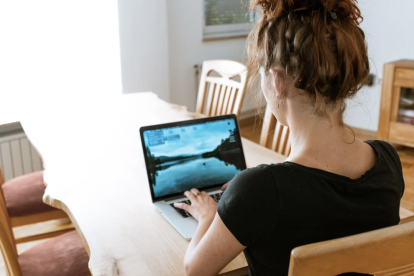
[203, 0, 255, 40]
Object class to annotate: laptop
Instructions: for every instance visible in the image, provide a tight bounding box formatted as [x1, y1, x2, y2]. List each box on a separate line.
[140, 114, 247, 240]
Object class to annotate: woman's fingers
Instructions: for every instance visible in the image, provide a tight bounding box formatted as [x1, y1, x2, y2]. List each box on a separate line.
[175, 189, 218, 221]
[190, 188, 201, 197]
[173, 202, 190, 210]
[184, 190, 197, 201]
[184, 191, 196, 201]
[221, 181, 229, 191]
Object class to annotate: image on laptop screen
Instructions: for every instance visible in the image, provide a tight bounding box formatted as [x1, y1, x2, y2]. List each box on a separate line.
[142, 117, 245, 199]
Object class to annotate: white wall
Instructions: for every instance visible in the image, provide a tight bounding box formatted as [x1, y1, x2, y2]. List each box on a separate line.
[344, 0, 414, 131]
[166, 0, 249, 112]
[118, 0, 170, 101]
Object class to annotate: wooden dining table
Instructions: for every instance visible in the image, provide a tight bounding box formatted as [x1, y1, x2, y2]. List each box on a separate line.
[14, 91, 414, 276]
[15, 92, 286, 276]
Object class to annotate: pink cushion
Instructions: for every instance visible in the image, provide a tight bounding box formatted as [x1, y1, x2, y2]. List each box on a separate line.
[2, 171, 56, 217]
[18, 230, 91, 276]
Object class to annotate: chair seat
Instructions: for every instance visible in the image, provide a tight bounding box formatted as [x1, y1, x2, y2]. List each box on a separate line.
[18, 230, 91, 276]
[2, 171, 56, 217]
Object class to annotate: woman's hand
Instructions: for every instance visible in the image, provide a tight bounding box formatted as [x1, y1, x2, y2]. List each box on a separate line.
[221, 181, 230, 192]
[174, 188, 217, 222]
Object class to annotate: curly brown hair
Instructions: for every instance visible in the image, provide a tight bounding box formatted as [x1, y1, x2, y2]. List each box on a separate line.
[247, 0, 370, 118]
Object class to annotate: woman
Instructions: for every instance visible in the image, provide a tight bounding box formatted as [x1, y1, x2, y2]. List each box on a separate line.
[174, 0, 405, 275]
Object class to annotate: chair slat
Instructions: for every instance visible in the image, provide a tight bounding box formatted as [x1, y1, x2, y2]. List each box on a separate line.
[277, 125, 290, 154]
[196, 79, 209, 115]
[231, 88, 245, 118]
[227, 88, 237, 114]
[284, 134, 292, 156]
[205, 83, 216, 116]
[217, 85, 226, 115]
[260, 105, 291, 157]
[195, 60, 248, 119]
[221, 86, 231, 115]
[271, 122, 283, 152]
[211, 84, 222, 116]
[260, 106, 276, 148]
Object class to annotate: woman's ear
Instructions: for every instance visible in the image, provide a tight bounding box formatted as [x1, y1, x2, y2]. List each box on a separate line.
[270, 68, 287, 100]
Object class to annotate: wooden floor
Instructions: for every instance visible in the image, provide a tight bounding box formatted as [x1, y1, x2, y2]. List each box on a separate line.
[240, 119, 414, 213]
[0, 119, 413, 275]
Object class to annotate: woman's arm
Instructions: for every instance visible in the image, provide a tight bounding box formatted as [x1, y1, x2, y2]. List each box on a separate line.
[174, 189, 246, 276]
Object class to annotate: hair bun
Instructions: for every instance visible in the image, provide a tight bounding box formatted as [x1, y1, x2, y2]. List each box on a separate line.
[252, 0, 363, 24]
[323, 0, 363, 24]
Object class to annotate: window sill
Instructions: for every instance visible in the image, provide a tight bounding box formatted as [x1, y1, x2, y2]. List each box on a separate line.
[202, 33, 248, 41]
[202, 23, 252, 41]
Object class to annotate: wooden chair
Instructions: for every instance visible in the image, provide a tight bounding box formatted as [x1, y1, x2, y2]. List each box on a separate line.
[196, 60, 248, 118]
[260, 105, 291, 156]
[288, 216, 414, 276]
[0, 166, 73, 244]
[0, 189, 91, 276]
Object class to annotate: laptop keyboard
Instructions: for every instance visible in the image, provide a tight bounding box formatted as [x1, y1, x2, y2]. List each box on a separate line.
[169, 192, 224, 218]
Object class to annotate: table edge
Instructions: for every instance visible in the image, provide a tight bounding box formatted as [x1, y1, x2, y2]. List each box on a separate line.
[43, 190, 91, 256]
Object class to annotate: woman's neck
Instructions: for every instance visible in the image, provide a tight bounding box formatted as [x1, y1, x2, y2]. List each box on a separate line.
[284, 98, 358, 169]
[282, 96, 377, 180]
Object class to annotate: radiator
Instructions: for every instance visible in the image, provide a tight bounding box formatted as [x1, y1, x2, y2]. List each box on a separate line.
[0, 132, 43, 182]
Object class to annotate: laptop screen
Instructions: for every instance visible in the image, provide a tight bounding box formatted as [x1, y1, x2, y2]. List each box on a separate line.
[140, 115, 246, 202]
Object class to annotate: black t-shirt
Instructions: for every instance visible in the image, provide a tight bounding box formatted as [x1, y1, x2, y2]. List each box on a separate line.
[217, 140, 404, 276]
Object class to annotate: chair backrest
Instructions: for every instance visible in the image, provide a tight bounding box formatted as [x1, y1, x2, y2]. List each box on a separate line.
[195, 60, 248, 118]
[260, 105, 291, 156]
[0, 183, 22, 276]
[288, 220, 414, 276]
